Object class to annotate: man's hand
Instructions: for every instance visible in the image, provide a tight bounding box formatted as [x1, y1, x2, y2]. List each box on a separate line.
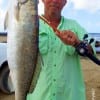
[56, 30, 80, 46]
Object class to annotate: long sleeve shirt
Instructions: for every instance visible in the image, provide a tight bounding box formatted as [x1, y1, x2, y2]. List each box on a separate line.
[27, 16, 95, 100]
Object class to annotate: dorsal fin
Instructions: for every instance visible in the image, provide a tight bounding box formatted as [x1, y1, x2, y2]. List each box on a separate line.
[4, 11, 8, 30]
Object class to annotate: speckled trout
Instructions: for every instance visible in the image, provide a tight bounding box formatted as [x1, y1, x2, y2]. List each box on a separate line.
[4, 0, 41, 100]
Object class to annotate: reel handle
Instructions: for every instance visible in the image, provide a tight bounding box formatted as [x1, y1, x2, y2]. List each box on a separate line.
[75, 41, 100, 65]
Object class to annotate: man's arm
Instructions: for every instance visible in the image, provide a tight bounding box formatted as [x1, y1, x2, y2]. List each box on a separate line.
[56, 30, 94, 54]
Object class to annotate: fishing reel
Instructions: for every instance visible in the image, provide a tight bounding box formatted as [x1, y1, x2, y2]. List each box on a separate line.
[75, 34, 100, 65]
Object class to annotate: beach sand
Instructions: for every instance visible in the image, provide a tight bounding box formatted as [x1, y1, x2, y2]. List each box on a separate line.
[0, 55, 100, 100]
[81, 54, 100, 100]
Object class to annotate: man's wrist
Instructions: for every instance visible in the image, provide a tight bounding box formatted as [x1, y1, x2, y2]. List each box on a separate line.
[73, 40, 81, 47]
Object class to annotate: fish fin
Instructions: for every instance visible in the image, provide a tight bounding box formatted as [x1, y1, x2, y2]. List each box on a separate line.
[4, 11, 8, 30]
[28, 53, 42, 93]
[39, 52, 44, 66]
[14, 3, 20, 21]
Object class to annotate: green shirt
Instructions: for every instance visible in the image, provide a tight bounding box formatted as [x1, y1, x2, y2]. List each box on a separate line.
[27, 16, 93, 100]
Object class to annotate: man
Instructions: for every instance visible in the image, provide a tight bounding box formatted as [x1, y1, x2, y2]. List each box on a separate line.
[27, 0, 94, 100]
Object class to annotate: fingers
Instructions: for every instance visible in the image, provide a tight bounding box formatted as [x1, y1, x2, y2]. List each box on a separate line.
[56, 30, 79, 46]
[67, 35, 76, 45]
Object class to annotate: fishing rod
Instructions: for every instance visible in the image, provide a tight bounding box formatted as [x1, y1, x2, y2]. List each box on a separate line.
[39, 16, 100, 66]
[75, 34, 100, 65]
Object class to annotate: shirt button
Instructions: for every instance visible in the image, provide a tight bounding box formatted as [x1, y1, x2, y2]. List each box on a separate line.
[54, 64, 56, 67]
[53, 79, 56, 82]
[54, 51, 56, 53]
[53, 93, 56, 96]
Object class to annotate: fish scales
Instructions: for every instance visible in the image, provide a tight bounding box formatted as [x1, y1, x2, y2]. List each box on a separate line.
[5, 0, 40, 100]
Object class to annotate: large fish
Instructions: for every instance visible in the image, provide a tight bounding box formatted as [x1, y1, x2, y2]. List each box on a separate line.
[4, 0, 41, 100]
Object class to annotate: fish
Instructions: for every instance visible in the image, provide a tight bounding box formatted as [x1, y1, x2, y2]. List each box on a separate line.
[4, 0, 41, 100]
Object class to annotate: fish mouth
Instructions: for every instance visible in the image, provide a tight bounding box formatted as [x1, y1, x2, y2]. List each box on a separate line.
[19, 0, 28, 5]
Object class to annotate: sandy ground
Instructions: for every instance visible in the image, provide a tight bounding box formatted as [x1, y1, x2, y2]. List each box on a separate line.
[0, 55, 100, 100]
[81, 54, 100, 100]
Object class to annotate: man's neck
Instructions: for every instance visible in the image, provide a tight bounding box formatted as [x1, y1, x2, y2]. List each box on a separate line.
[43, 14, 61, 28]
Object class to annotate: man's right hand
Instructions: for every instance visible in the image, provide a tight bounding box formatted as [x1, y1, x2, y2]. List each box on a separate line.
[56, 30, 80, 46]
